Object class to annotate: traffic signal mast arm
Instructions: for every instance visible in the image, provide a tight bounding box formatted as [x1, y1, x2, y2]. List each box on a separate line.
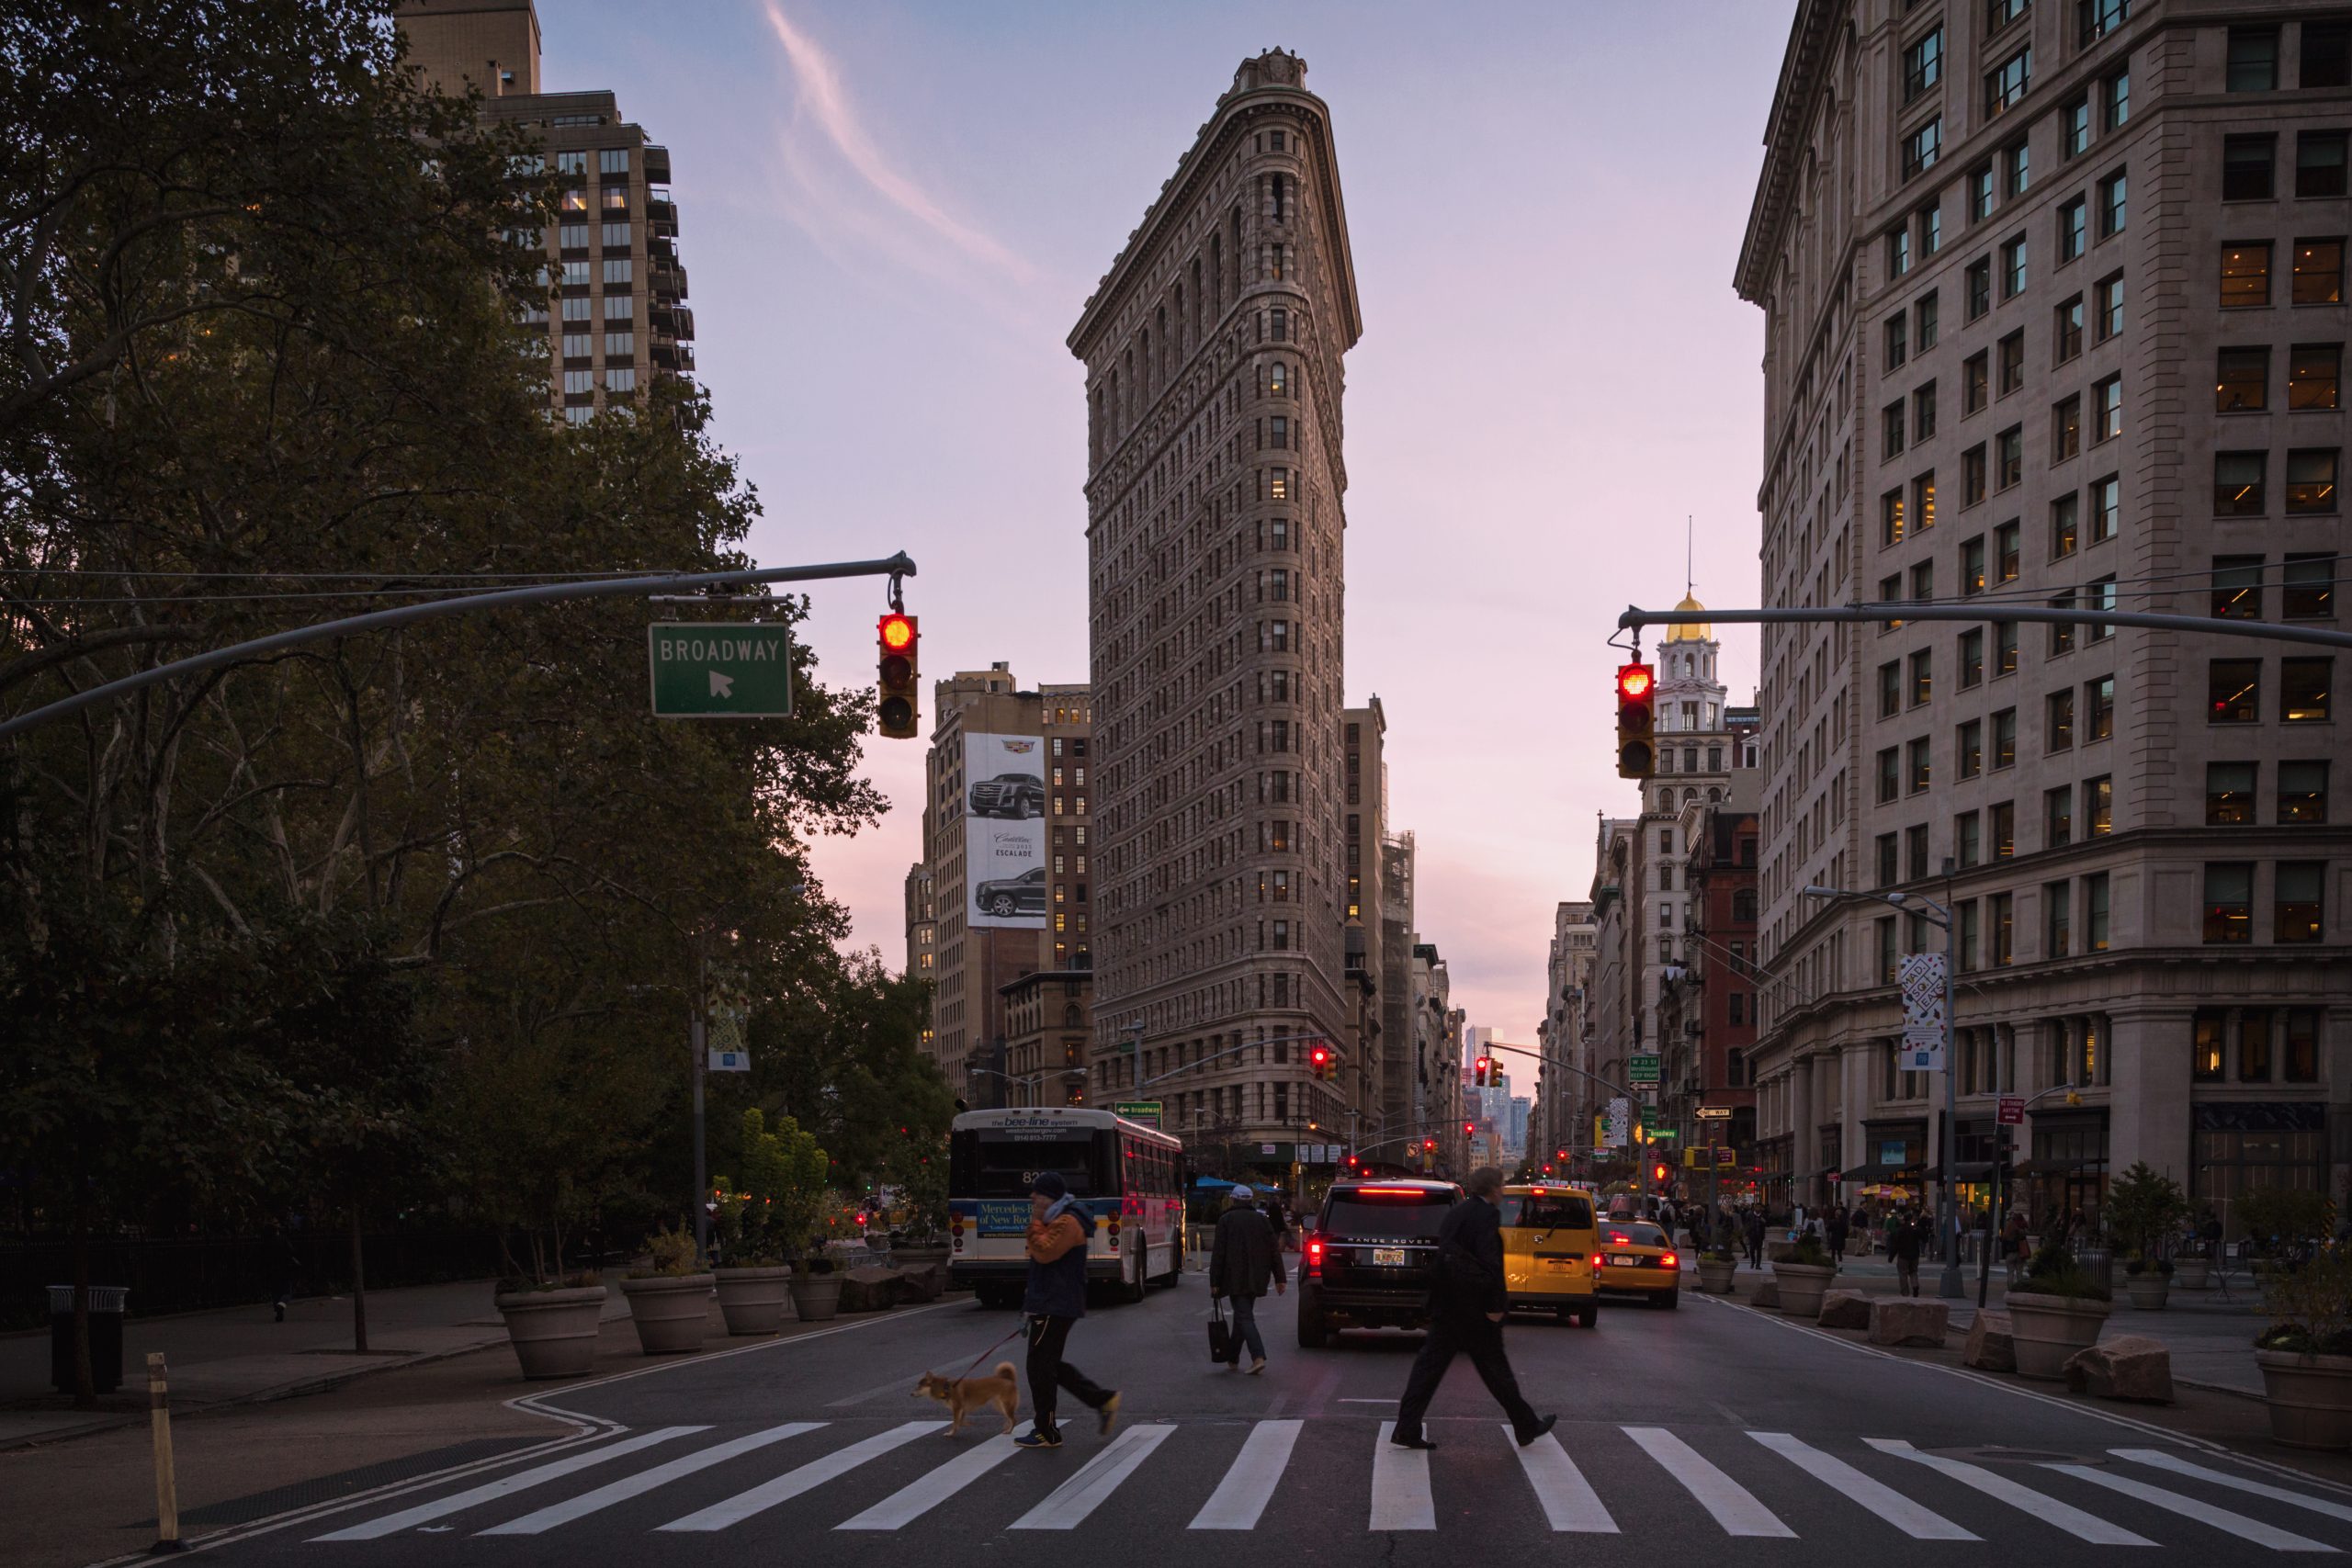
[1476, 1040, 1642, 1107]
[1620, 600, 2352, 651]
[1132, 1031, 1340, 1090]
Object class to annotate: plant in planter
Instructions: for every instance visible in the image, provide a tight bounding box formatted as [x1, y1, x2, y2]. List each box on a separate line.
[620, 1224, 715, 1355]
[2107, 1162, 2188, 1310]
[888, 1136, 953, 1269]
[2255, 1245, 2352, 1450]
[1771, 1234, 1838, 1316]
[2007, 1241, 2113, 1379]
[1698, 1247, 1739, 1294]
[712, 1108, 825, 1335]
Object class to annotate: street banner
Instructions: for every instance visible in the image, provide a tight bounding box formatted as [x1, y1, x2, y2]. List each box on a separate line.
[964, 732, 1047, 929]
[1899, 952, 1949, 1071]
[708, 1048, 750, 1072]
[1603, 1098, 1631, 1148]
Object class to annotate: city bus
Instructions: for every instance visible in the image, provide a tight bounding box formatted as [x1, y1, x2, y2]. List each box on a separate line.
[947, 1107, 1185, 1308]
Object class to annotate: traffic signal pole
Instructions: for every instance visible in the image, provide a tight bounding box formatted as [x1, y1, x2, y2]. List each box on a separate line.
[1620, 599, 2352, 650]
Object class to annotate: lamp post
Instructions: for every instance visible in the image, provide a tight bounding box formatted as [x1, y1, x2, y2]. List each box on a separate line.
[1805, 884, 1963, 1300]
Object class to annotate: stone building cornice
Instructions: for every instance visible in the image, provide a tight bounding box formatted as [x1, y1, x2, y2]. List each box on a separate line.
[1735, 0, 1843, 303]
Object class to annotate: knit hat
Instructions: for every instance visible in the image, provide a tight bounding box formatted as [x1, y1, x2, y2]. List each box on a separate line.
[1031, 1170, 1068, 1200]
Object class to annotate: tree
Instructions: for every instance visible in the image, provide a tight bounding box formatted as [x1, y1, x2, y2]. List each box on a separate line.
[2104, 1160, 2188, 1266]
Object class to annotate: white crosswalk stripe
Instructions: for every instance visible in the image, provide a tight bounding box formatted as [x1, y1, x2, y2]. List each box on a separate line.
[479, 1422, 823, 1535]
[2048, 1463, 2340, 1553]
[311, 1427, 707, 1540]
[2114, 1449, 2352, 1525]
[1749, 1431, 1975, 1540]
[1012, 1425, 1174, 1529]
[1370, 1422, 1435, 1530]
[834, 1432, 1018, 1530]
[659, 1420, 940, 1532]
[1189, 1418, 1302, 1529]
[1623, 1426, 1795, 1538]
[1510, 1428, 1617, 1532]
[1864, 1439, 2151, 1545]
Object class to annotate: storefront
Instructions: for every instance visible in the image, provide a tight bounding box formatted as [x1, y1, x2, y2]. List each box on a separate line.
[2021, 1109, 2109, 1232]
[2192, 1101, 2329, 1240]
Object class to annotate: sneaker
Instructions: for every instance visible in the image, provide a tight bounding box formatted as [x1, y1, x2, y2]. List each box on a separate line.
[1389, 1431, 1437, 1451]
[1097, 1393, 1121, 1437]
[1247, 1358, 1267, 1375]
[1013, 1427, 1062, 1450]
[1516, 1414, 1558, 1448]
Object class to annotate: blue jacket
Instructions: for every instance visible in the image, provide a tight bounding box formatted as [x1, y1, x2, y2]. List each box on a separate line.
[1023, 1196, 1091, 1318]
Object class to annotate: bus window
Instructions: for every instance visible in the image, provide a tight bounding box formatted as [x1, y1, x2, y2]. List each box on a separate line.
[961, 1135, 1096, 1197]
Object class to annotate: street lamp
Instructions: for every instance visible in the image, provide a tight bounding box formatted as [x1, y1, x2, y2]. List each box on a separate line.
[1804, 884, 1964, 1300]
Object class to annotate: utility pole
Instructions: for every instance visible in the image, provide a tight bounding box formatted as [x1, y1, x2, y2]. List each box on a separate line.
[692, 944, 709, 1266]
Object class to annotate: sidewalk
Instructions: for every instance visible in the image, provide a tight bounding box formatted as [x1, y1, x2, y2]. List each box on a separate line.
[0, 1275, 629, 1450]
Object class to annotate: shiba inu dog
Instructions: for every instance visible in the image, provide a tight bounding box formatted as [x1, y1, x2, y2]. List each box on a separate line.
[914, 1361, 1020, 1436]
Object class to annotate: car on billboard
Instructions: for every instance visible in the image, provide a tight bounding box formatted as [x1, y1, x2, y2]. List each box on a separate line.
[967, 773, 1044, 819]
[973, 865, 1047, 918]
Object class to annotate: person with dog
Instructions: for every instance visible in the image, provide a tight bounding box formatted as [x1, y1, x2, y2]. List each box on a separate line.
[1390, 1166, 1557, 1452]
[1209, 1184, 1286, 1374]
[1015, 1170, 1119, 1450]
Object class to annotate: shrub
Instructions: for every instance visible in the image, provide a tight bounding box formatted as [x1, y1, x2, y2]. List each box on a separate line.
[2241, 1188, 2336, 1252]
[628, 1223, 702, 1279]
[2020, 1241, 2111, 1303]
[2260, 1247, 2352, 1356]
[1783, 1235, 1834, 1268]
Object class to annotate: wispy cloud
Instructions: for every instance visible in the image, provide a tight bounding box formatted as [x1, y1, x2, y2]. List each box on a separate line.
[761, 3, 1035, 285]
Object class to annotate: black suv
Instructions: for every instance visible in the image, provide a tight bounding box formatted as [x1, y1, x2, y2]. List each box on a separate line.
[1297, 1179, 1460, 1348]
[967, 773, 1044, 819]
[972, 864, 1047, 918]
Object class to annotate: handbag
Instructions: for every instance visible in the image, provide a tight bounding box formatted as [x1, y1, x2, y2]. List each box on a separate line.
[1206, 1296, 1233, 1364]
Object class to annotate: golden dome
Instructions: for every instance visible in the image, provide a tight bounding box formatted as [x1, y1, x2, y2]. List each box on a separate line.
[1664, 592, 1711, 642]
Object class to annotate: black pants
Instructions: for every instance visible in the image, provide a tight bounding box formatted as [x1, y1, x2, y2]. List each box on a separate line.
[1025, 1314, 1111, 1431]
[1744, 1236, 1762, 1268]
[1396, 1312, 1539, 1441]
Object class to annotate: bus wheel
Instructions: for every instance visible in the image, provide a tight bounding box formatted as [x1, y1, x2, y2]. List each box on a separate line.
[1125, 1243, 1148, 1304]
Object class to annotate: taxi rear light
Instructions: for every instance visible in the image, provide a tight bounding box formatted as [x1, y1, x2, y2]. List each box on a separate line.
[1660, 1252, 1679, 1269]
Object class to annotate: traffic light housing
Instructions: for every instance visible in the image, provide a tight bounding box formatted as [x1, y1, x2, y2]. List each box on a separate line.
[1307, 1043, 1332, 1082]
[876, 613, 920, 739]
[1473, 1055, 1490, 1087]
[1652, 1162, 1668, 1186]
[1616, 661, 1657, 779]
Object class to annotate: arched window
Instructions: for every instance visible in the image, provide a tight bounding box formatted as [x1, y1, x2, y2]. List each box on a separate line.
[1657, 790, 1672, 811]
[1709, 786, 1724, 802]
[1683, 788, 1698, 805]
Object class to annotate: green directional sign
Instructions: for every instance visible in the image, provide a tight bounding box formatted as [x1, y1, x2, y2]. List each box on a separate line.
[1629, 1054, 1661, 1086]
[648, 623, 794, 718]
[1116, 1100, 1162, 1129]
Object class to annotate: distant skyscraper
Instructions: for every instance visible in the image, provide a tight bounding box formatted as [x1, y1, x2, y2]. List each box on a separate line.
[1070, 51, 1363, 1178]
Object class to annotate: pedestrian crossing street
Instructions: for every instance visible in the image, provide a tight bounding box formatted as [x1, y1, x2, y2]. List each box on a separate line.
[304, 1417, 2352, 1548]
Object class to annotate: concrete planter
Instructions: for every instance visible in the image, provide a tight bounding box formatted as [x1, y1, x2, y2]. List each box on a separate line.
[2006, 1291, 2111, 1380]
[788, 1271, 843, 1323]
[620, 1273, 715, 1355]
[493, 1284, 606, 1380]
[2123, 1274, 2171, 1311]
[1698, 1258, 1738, 1295]
[2256, 1350, 2352, 1450]
[2176, 1258, 2212, 1290]
[713, 1266, 793, 1337]
[893, 1244, 952, 1270]
[1771, 1261, 1837, 1318]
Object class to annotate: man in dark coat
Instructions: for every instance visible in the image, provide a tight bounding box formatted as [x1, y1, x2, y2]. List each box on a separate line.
[1391, 1167, 1556, 1451]
[1741, 1206, 1766, 1269]
[1015, 1171, 1118, 1450]
[1825, 1204, 1850, 1265]
[1209, 1186, 1286, 1373]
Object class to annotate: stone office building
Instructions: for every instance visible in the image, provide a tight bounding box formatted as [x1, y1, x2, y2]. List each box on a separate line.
[1737, 0, 2351, 1232]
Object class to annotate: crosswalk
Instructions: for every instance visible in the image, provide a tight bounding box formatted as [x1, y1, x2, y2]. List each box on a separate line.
[301, 1416, 2352, 1549]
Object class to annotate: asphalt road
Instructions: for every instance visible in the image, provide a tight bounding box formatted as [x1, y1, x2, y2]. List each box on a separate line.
[181, 1271, 2352, 1566]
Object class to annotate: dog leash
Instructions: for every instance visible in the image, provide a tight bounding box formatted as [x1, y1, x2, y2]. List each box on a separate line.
[954, 1323, 1026, 1379]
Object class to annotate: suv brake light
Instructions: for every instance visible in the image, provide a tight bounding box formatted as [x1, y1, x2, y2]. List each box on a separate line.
[1306, 1237, 1325, 1277]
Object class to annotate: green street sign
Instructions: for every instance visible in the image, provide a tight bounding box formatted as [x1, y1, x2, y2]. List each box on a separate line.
[648, 623, 793, 718]
[1629, 1055, 1661, 1086]
[1116, 1100, 1162, 1128]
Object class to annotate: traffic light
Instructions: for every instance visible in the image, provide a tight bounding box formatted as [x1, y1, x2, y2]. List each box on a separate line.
[1464, 1122, 1476, 1137]
[1473, 1055, 1490, 1087]
[1652, 1162, 1668, 1186]
[1616, 660, 1657, 779]
[1422, 1138, 1436, 1151]
[1308, 1043, 1332, 1081]
[876, 613, 920, 739]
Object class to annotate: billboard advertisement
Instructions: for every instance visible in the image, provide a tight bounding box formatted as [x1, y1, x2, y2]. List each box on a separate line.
[964, 731, 1046, 928]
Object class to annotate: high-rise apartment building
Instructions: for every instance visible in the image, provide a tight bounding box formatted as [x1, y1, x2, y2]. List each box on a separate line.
[1738, 1, 2350, 1228]
[912, 663, 1093, 1099]
[1070, 51, 1363, 1179]
[1377, 829, 1419, 1146]
[1532, 900, 1597, 1166]
[395, 0, 695, 424]
[1343, 698, 1389, 1130]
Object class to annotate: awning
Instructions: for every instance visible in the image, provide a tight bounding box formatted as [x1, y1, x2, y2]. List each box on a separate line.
[2014, 1156, 2107, 1177]
[1837, 1162, 1924, 1183]
[1192, 1176, 1239, 1189]
[1919, 1162, 1996, 1181]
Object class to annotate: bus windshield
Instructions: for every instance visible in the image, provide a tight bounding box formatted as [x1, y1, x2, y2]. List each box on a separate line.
[957, 1134, 1100, 1198]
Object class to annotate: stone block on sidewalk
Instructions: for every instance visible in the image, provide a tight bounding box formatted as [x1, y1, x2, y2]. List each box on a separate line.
[1964, 1311, 2017, 1372]
[1868, 1298, 1951, 1347]
[2063, 1335, 2173, 1404]
[1750, 1279, 1781, 1310]
[894, 1263, 944, 1303]
[1816, 1291, 1872, 1330]
[837, 1266, 902, 1314]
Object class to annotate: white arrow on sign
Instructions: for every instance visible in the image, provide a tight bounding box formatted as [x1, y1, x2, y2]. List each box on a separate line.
[708, 671, 734, 698]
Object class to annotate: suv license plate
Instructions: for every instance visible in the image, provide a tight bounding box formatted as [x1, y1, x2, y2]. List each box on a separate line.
[1372, 1247, 1408, 1266]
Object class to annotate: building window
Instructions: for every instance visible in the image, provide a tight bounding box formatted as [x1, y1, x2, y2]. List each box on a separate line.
[2308, 21, 2352, 88]
[2089, 475, 2120, 541]
[2300, 132, 2350, 199]
[2285, 553, 2335, 618]
[1877, 832, 1899, 888]
[1985, 48, 2032, 118]
[2086, 675, 2115, 739]
[2096, 272, 2126, 339]
[2193, 1011, 2226, 1082]
[2279, 759, 2331, 823]
[2296, 239, 2345, 304]
[1966, 259, 1992, 321]
[1992, 801, 2017, 860]
[2007, 141, 2032, 197]
[1963, 445, 1987, 506]
[1964, 350, 1990, 412]
[2218, 346, 2270, 412]
[2046, 880, 2073, 957]
[2103, 66, 2132, 130]
[2099, 171, 2128, 237]
[1883, 400, 1906, 457]
[1996, 519, 2021, 581]
[1914, 472, 1938, 531]
[1881, 491, 1905, 547]
[1879, 660, 1903, 719]
[2289, 344, 2342, 410]
[1961, 626, 1985, 686]
[2001, 234, 2029, 298]
[2210, 658, 2262, 723]
[1915, 384, 1939, 441]
[1957, 810, 1983, 870]
[1994, 706, 2018, 767]
[2086, 576, 2118, 642]
[1996, 425, 2023, 489]
[1903, 118, 1944, 181]
[2205, 863, 2255, 942]
[2286, 449, 2340, 513]
[2064, 98, 2092, 160]
[1997, 620, 2019, 675]
[1877, 747, 1900, 804]
[1910, 649, 1933, 706]
[2278, 863, 2325, 942]
[1889, 231, 1913, 283]
[1970, 163, 1996, 222]
[2092, 375, 2122, 441]
[2225, 135, 2278, 201]
[1998, 331, 2026, 396]
[2055, 296, 2084, 362]
[2059, 197, 2087, 263]
[1959, 718, 1984, 779]
[1990, 892, 2015, 964]
[2283, 657, 2334, 721]
[2087, 774, 2113, 835]
[2208, 761, 2257, 825]
[2216, 451, 2267, 515]
[2229, 27, 2280, 93]
[2052, 493, 2080, 556]
[2223, 243, 2273, 308]
[605, 367, 636, 394]
[2048, 688, 2077, 752]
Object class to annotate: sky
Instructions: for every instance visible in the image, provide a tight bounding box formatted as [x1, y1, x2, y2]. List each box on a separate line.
[545, 0, 1791, 1044]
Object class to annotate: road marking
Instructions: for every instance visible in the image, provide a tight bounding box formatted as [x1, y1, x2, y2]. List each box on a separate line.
[1509, 1429, 1618, 1532]
[659, 1421, 939, 1531]
[1622, 1426, 1794, 1538]
[1748, 1431, 1974, 1540]
[1370, 1423, 1435, 1530]
[2113, 1450, 2352, 1524]
[1338, 1397, 1396, 1403]
[1191, 1420, 1303, 1530]
[311, 1427, 707, 1540]
[478, 1423, 822, 1535]
[1866, 1440, 2149, 1544]
[835, 1433, 1018, 1530]
[2048, 1464, 2338, 1552]
[1012, 1425, 1174, 1529]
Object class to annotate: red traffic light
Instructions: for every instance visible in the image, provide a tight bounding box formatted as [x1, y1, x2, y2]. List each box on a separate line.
[876, 614, 921, 739]
[879, 613, 915, 652]
[1617, 662, 1654, 701]
[1422, 1138, 1435, 1150]
[1652, 1163, 1668, 1183]
[1464, 1122, 1476, 1136]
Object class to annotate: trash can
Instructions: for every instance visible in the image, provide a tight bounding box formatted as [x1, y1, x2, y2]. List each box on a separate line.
[48, 1286, 128, 1394]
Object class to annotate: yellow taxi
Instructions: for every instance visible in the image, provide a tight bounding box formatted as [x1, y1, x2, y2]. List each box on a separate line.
[1591, 1218, 1682, 1309]
[1499, 1183, 1601, 1326]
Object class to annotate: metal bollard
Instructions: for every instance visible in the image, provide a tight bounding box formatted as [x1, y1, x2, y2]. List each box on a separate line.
[148, 1352, 185, 1553]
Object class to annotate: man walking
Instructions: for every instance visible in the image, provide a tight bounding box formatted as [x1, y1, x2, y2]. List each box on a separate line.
[1889, 1208, 1923, 1297]
[1825, 1204, 1849, 1269]
[1741, 1206, 1765, 1269]
[1391, 1167, 1557, 1452]
[1016, 1171, 1119, 1450]
[1209, 1185, 1285, 1373]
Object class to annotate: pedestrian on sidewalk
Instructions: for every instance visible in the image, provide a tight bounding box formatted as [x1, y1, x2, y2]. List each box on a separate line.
[1391, 1167, 1557, 1453]
[1016, 1171, 1119, 1450]
[1890, 1209, 1923, 1296]
[1825, 1206, 1849, 1269]
[1209, 1185, 1286, 1374]
[2002, 1211, 2030, 1285]
[1741, 1207, 1765, 1269]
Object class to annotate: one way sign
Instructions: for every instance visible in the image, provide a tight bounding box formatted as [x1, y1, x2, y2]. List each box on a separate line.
[647, 624, 794, 718]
